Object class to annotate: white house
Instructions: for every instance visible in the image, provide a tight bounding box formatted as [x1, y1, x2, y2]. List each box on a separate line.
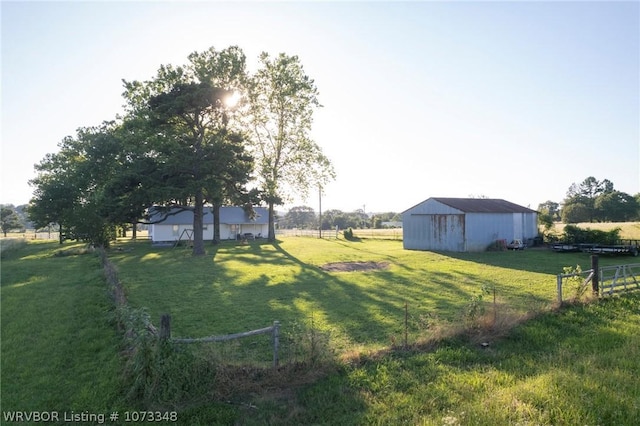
[402, 198, 538, 252]
[148, 206, 269, 243]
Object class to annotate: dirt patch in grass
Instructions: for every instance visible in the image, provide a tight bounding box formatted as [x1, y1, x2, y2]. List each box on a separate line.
[319, 261, 390, 272]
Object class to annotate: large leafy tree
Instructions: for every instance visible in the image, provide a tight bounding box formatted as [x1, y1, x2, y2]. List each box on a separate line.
[121, 46, 252, 255]
[562, 176, 614, 223]
[1, 206, 23, 237]
[560, 176, 639, 223]
[29, 122, 121, 246]
[537, 200, 560, 231]
[249, 53, 335, 242]
[282, 206, 317, 229]
[594, 191, 639, 222]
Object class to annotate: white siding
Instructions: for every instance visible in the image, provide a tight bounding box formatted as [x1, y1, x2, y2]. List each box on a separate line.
[150, 224, 214, 242]
[151, 222, 268, 242]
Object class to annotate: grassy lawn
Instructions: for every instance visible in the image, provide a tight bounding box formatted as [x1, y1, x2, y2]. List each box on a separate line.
[288, 293, 640, 425]
[2, 236, 639, 425]
[108, 237, 640, 423]
[109, 238, 630, 352]
[1, 241, 126, 418]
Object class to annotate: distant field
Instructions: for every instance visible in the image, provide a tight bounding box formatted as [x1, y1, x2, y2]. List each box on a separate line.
[278, 228, 402, 240]
[550, 221, 640, 240]
[5, 221, 639, 243]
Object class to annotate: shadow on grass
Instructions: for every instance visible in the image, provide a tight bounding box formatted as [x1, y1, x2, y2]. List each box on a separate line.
[107, 238, 640, 423]
[441, 247, 635, 275]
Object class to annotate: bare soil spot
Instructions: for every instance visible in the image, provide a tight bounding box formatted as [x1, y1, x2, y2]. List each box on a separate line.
[319, 261, 390, 272]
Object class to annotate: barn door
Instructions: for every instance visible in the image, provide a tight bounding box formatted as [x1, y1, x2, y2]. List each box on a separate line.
[513, 213, 523, 240]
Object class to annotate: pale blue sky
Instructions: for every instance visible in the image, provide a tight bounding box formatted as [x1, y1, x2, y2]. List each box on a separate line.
[2, 1, 638, 213]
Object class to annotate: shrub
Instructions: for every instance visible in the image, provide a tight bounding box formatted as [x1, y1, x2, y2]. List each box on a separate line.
[562, 264, 594, 302]
[562, 225, 620, 244]
[343, 227, 354, 240]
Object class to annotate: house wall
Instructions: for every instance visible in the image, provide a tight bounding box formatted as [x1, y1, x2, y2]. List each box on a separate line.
[218, 224, 269, 240]
[151, 223, 269, 242]
[150, 224, 214, 242]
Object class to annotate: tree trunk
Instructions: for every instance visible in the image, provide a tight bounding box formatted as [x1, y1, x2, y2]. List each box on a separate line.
[131, 223, 137, 240]
[212, 202, 221, 245]
[192, 189, 205, 256]
[268, 201, 276, 242]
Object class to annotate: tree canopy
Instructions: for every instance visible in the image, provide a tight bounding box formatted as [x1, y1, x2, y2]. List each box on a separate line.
[28, 46, 334, 252]
[248, 53, 335, 241]
[1, 206, 23, 237]
[561, 176, 638, 223]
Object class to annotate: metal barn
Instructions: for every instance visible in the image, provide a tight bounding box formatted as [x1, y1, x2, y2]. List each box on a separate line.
[402, 198, 538, 252]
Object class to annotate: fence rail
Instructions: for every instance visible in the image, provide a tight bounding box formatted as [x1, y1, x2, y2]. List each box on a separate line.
[159, 314, 281, 367]
[276, 228, 403, 240]
[600, 264, 639, 295]
[556, 258, 640, 303]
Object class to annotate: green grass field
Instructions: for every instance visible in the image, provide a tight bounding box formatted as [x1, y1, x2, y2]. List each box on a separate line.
[2, 237, 639, 424]
[109, 238, 629, 348]
[1, 240, 127, 419]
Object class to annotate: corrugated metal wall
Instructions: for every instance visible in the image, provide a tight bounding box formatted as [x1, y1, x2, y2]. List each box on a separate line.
[403, 199, 465, 251]
[403, 214, 465, 251]
[403, 199, 538, 252]
[465, 213, 516, 251]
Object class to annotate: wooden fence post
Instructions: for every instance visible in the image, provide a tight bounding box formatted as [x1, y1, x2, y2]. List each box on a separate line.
[404, 302, 408, 349]
[557, 274, 563, 306]
[160, 314, 171, 341]
[591, 255, 599, 295]
[272, 320, 280, 368]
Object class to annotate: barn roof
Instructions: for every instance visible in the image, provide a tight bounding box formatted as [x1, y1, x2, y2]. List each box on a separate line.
[148, 206, 269, 225]
[431, 198, 536, 213]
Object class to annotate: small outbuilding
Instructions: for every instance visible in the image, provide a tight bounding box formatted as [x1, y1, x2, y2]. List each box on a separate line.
[402, 197, 538, 252]
[148, 206, 269, 244]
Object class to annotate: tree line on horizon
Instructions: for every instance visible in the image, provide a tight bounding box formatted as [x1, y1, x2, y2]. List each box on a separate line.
[5, 176, 639, 239]
[24, 46, 335, 254]
[537, 176, 640, 229]
[279, 206, 401, 230]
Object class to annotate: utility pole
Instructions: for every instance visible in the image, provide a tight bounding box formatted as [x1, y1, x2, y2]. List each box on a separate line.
[318, 184, 322, 239]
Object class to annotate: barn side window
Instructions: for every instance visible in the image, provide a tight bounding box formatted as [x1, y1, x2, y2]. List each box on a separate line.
[172, 225, 179, 236]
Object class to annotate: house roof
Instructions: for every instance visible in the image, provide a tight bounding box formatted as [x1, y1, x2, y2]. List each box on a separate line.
[431, 198, 537, 213]
[219, 206, 269, 224]
[148, 206, 269, 225]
